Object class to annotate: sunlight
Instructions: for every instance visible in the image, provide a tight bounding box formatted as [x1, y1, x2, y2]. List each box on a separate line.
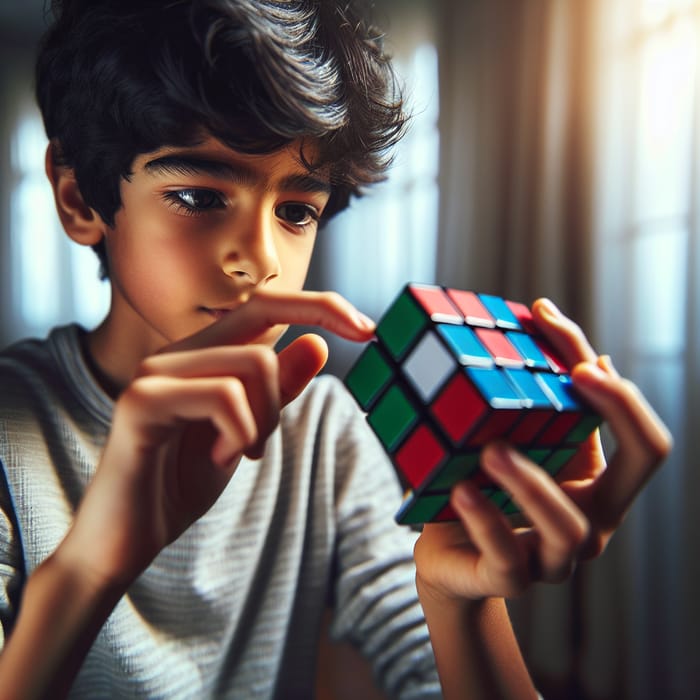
[636, 12, 697, 219]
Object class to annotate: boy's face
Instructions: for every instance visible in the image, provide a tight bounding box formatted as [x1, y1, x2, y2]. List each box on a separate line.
[100, 136, 331, 357]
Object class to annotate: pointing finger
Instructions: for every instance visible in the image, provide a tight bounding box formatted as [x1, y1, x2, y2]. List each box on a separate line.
[169, 289, 375, 353]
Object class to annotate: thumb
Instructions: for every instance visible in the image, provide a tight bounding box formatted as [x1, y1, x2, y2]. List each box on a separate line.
[277, 333, 329, 405]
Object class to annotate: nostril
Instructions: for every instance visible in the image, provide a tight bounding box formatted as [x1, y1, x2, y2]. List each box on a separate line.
[223, 267, 253, 281]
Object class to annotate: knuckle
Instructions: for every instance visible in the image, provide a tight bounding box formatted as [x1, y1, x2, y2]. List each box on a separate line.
[579, 529, 609, 560]
[494, 557, 527, 586]
[610, 379, 674, 462]
[318, 290, 348, 316]
[569, 514, 591, 549]
[113, 377, 163, 423]
[217, 377, 245, 407]
[552, 517, 590, 559]
[216, 380, 258, 444]
[121, 376, 155, 405]
[135, 355, 161, 377]
[548, 561, 576, 584]
[649, 424, 674, 462]
[577, 520, 592, 549]
[486, 540, 530, 588]
[241, 425, 259, 448]
[247, 344, 278, 376]
[322, 290, 345, 307]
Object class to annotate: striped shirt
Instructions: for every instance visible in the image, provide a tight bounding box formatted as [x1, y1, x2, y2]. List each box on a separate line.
[0, 325, 440, 699]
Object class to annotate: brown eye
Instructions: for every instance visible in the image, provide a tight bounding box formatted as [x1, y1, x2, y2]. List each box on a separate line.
[175, 189, 223, 211]
[276, 202, 319, 227]
[162, 188, 225, 216]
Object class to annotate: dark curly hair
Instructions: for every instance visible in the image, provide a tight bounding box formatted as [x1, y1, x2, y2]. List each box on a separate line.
[35, 0, 407, 275]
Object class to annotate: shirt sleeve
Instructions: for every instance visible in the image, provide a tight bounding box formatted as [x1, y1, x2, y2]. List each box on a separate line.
[0, 459, 25, 650]
[324, 380, 442, 699]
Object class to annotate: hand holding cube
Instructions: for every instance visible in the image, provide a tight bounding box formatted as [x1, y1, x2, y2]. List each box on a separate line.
[345, 283, 602, 524]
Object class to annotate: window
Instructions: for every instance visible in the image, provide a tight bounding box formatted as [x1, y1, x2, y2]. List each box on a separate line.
[321, 41, 440, 318]
[8, 102, 110, 341]
[307, 13, 441, 374]
[594, 0, 696, 398]
[590, 2, 699, 696]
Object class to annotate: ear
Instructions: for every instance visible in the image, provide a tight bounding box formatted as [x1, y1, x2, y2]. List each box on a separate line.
[45, 142, 106, 246]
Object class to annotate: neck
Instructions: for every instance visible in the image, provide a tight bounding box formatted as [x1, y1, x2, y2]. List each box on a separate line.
[78, 328, 125, 399]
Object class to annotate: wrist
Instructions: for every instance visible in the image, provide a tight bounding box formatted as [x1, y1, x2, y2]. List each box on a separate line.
[0, 547, 127, 699]
[414, 582, 535, 700]
[42, 544, 129, 608]
[53, 528, 138, 595]
[414, 544, 494, 611]
[415, 572, 497, 623]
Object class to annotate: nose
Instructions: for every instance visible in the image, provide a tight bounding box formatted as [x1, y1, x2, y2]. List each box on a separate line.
[222, 212, 281, 286]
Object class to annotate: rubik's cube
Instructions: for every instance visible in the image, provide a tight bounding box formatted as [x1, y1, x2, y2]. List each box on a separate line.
[344, 283, 602, 525]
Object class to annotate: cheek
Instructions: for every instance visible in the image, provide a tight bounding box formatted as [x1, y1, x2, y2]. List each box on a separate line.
[276, 236, 316, 289]
[106, 220, 207, 299]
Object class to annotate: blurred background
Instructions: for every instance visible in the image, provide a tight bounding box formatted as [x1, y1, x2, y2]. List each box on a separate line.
[0, 0, 697, 698]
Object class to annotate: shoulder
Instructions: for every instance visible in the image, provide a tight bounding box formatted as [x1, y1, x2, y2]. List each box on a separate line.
[1, 325, 70, 384]
[0, 330, 58, 398]
[0, 325, 111, 426]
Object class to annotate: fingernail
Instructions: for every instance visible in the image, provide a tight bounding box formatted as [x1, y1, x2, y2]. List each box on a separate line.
[597, 354, 619, 376]
[538, 298, 561, 320]
[356, 311, 376, 331]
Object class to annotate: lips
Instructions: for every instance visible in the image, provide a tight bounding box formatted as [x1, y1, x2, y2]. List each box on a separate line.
[201, 307, 234, 321]
[201, 291, 253, 321]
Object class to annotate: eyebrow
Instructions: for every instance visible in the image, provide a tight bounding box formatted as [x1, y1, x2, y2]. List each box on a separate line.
[143, 154, 331, 194]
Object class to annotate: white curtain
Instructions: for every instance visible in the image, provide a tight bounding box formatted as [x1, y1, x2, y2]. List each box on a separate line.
[436, 1, 699, 698]
[587, 2, 699, 699]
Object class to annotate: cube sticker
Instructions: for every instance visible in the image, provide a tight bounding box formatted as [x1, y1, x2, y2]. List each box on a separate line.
[344, 283, 603, 525]
[403, 331, 455, 402]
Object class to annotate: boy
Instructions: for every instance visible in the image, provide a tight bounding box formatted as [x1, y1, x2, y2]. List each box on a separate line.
[0, 1, 671, 698]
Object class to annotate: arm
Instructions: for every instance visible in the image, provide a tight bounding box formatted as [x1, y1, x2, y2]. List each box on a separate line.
[416, 589, 537, 700]
[0, 291, 375, 699]
[0, 549, 124, 700]
[413, 298, 672, 699]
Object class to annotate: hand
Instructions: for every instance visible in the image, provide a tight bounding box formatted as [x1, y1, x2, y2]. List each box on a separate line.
[58, 290, 375, 589]
[414, 298, 672, 602]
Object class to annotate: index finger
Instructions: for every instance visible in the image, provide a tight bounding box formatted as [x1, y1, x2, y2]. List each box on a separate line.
[531, 298, 598, 368]
[169, 289, 376, 353]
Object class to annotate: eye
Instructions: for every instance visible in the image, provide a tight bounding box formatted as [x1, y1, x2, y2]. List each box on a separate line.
[163, 189, 225, 215]
[276, 202, 320, 229]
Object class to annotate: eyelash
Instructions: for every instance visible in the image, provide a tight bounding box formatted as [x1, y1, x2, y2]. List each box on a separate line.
[276, 202, 320, 231]
[162, 189, 225, 216]
[161, 189, 321, 231]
